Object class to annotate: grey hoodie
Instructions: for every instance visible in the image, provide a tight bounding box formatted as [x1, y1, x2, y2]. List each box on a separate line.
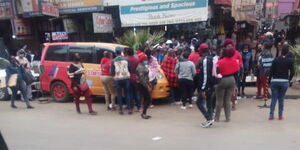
[175, 59, 196, 81]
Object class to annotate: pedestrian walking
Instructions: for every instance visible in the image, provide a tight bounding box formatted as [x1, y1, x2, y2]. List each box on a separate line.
[254, 44, 263, 99]
[16, 49, 33, 101]
[110, 47, 131, 115]
[258, 42, 274, 105]
[136, 53, 152, 119]
[196, 46, 215, 127]
[145, 49, 160, 108]
[215, 48, 240, 122]
[100, 51, 116, 111]
[175, 52, 196, 110]
[6, 56, 34, 109]
[268, 46, 294, 120]
[126, 48, 141, 112]
[238, 44, 253, 97]
[161, 50, 180, 104]
[68, 53, 97, 115]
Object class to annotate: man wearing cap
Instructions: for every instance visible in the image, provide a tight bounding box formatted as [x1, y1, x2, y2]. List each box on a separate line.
[110, 47, 131, 115]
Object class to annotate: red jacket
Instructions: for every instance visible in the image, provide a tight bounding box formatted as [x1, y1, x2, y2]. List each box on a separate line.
[233, 50, 243, 67]
[217, 57, 239, 76]
[188, 52, 201, 73]
[161, 56, 178, 87]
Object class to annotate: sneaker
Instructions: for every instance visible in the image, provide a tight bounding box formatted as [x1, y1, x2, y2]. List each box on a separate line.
[269, 117, 274, 120]
[180, 106, 187, 110]
[119, 111, 124, 115]
[201, 120, 214, 128]
[188, 104, 193, 108]
[278, 116, 283, 120]
[128, 110, 133, 115]
[141, 114, 152, 119]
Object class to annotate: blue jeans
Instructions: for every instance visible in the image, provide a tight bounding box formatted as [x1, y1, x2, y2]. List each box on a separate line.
[270, 81, 289, 117]
[129, 82, 140, 109]
[115, 79, 130, 111]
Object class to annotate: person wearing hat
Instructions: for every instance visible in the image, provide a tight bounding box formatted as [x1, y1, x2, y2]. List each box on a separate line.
[110, 47, 131, 115]
[136, 53, 152, 119]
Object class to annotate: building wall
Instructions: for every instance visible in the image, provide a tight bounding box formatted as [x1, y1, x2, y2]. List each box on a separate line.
[277, 0, 295, 17]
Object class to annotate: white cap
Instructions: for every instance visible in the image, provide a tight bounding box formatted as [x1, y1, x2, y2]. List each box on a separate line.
[265, 32, 273, 36]
[166, 40, 172, 44]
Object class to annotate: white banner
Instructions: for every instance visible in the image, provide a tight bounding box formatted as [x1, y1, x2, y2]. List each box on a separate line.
[119, 0, 208, 27]
[93, 13, 113, 33]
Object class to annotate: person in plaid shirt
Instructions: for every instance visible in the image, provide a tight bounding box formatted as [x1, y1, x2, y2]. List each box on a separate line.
[161, 50, 180, 104]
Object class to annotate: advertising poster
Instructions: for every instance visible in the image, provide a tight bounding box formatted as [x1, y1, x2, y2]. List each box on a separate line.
[92, 13, 113, 33]
[0, 1, 12, 19]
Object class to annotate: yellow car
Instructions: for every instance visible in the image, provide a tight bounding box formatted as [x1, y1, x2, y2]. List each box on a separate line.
[40, 42, 169, 101]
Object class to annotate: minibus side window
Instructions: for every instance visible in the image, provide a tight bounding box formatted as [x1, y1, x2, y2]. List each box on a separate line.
[69, 46, 93, 63]
[45, 45, 68, 61]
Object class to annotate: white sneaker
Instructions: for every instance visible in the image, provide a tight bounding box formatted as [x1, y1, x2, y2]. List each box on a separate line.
[188, 104, 193, 108]
[180, 106, 187, 110]
[201, 120, 214, 128]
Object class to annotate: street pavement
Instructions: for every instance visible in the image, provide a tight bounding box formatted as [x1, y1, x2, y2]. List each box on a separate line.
[0, 88, 300, 150]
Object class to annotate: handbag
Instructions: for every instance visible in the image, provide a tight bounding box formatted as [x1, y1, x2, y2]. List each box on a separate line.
[23, 69, 35, 85]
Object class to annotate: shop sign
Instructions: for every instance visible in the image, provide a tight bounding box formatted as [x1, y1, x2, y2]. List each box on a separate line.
[21, 0, 41, 17]
[119, 0, 208, 27]
[0, 1, 12, 20]
[56, 0, 104, 14]
[13, 19, 32, 36]
[41, 1, 59, 17]
[52, 32, 68, 41]
[214, 0, 231, 6]
[232, 0, 257, 22]
[92, 13, 113, 33]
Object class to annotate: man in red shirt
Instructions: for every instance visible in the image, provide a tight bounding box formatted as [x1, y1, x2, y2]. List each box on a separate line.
[126, 48, 141, 112]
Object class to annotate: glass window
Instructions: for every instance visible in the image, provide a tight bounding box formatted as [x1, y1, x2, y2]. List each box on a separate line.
[69, 46, 93, 63]
[45, 45, 68, 61]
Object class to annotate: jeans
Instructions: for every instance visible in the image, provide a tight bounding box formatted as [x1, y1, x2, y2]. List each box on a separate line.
[178, 79, 194, 106]
[115, 79, 130, 111]
[129, 82, 141, 109]
[269, 81, 289, 117]
[196, 88, 214, 121]
[11, 79, 31, 107]
[21, 84, 32, 101]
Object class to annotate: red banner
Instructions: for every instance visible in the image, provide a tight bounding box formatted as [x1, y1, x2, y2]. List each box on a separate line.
[215, 0, 231, 6]
[41, 2, 59, 17]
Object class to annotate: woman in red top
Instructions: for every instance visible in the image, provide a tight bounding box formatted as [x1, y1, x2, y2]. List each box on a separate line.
[100, 51, 116, 111]
[215, 48, 239, 122]
[161, 50, 180, 103]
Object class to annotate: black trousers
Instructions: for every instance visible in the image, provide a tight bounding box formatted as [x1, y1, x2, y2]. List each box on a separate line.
[178, 79, 194, 106]
[196, 88, 214, 121]
[138, 83, 151, 115]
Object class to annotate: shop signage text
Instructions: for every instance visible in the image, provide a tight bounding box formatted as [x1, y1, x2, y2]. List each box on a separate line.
[41, 2, 59, 17]
[93, 13, 113, 33]
[0, 1, 12, 19]
[52, 32, 68, 41]
[56, 0, 103, 14]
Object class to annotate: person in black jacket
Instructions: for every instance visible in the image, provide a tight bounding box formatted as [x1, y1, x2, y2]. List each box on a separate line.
[268, 45, 294, 120]
[196, 46, 215, 128]
[5, 56, 34, 109]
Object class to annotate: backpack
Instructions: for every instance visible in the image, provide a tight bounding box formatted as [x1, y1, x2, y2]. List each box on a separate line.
[259, 51, 274, 76]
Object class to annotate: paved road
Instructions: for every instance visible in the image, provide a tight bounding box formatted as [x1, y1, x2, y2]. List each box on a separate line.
[0, 98, 300, 150]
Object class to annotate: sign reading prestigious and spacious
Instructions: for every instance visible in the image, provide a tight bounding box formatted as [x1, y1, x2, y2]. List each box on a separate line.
[56, 0, 103, 14]
[93, 13, 113, 33]
[119, 0, 208, 27]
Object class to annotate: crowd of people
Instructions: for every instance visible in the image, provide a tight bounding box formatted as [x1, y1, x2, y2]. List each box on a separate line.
[5, 31, 296, 127]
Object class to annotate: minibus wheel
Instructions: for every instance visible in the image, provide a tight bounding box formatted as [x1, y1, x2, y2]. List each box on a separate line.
[50, 81, 70, 102]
